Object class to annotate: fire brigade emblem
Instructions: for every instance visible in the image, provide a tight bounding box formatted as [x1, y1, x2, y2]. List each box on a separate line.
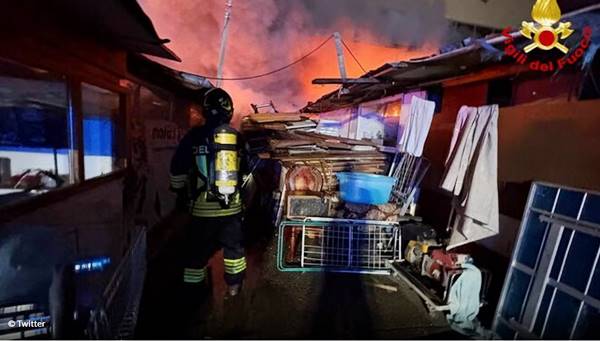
[520, 0, 574, 53]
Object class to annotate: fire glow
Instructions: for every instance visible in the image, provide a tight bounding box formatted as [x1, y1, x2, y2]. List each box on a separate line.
[139, 0, 440, 121]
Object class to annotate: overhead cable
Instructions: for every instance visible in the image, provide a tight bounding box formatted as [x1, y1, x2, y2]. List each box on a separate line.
[341, 39, 367, 73]
[199, 34, 334, 81]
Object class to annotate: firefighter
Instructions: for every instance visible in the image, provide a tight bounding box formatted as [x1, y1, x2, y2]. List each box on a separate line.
[169, 87, 246, 298]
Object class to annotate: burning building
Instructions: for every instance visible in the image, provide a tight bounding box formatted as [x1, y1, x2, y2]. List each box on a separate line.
[0, 0, 599, 339]
[296, 2, 600, 338]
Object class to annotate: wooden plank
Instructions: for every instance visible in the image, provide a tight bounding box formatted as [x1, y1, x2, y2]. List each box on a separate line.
[294, 131, 377, 146]
[275, 152, 386, 162]
[270, 139, 314, 149]
[247, 112, 307, 123]
[293, 159, 384, 164]
[261, 123, 288, 131]
[316, 141, 353, 150]
[330, 165, 385, 171]
[285, 120, 317, 130]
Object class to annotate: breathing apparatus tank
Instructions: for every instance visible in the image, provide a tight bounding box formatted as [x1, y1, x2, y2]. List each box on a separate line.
[213, 124, 238, 206]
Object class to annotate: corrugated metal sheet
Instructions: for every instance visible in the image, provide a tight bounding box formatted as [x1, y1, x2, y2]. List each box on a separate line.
[303, 44, 503, 113]
[304, 7, 600, 113]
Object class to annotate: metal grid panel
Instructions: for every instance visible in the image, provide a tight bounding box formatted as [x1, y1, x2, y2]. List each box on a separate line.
[388, 152, 430, 215]
[493, 182, 600, 340]
[88, 227, 147, 339]
[278, 218, 401, 275]
[301, 224, 397, 269]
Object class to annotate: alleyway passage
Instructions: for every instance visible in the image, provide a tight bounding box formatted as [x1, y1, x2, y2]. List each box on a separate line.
[135, 218, 458, 339]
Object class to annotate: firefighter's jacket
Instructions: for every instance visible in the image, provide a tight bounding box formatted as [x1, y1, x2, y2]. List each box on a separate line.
[169, 125, 242, 217]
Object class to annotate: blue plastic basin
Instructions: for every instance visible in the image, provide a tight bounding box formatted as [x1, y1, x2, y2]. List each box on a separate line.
[336, 172, 397, 205]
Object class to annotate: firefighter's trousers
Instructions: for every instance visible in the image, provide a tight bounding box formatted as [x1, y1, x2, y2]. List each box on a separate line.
[182, 214, 246, 286]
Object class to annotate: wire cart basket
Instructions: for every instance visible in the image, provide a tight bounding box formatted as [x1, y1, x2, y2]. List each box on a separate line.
[277, 218, 401, 275]
[388, 152, 430, 216]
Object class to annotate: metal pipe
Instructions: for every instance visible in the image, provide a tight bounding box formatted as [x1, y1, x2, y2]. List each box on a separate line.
[216, 0, 233, 88]
[333, 32, 347, 82]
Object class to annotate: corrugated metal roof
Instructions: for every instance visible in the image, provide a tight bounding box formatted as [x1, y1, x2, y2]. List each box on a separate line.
[303, 6, 600, 113]
[303, 42, 504, 113]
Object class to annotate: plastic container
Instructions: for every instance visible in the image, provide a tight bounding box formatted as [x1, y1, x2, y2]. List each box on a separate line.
[336, 172, 397, 205]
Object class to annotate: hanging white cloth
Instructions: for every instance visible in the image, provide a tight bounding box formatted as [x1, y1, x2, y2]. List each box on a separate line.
[441, 105, 499, 250]
[398, 97, 435, 157]
[445, 106, 472, 165]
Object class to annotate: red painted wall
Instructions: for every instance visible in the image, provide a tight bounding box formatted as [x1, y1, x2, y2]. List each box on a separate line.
[418, 81, 489, 228]
[512, 73, 580, 106]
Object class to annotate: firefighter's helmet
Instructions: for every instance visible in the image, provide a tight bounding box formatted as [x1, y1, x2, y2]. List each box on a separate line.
[203, 87, 233, 126]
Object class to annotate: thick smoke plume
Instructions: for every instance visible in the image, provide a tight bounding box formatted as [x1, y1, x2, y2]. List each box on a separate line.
[140, 0, 447, 118]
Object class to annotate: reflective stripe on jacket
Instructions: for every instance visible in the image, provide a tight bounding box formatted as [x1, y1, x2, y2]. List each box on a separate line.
[190, 192, 242, 217]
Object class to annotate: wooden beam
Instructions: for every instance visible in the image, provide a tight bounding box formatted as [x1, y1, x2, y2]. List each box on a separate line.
[312, 78, 381, 85]
[246, 112, 307, 123]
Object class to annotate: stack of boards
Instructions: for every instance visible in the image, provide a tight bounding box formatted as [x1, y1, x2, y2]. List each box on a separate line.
[242, 113, 387, 177]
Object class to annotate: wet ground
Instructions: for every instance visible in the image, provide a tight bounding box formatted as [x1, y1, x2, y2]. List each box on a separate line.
[135, 217, 458, 339]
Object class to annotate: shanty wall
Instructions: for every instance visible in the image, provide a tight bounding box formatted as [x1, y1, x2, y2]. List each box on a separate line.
[420, 80, 600, 257]
[498, 99, 600, 191]
[6, 178, 125, 262]
[0, 23, 189, 267]
[512, 73, 580, 105]
[0, 26, 132, 267]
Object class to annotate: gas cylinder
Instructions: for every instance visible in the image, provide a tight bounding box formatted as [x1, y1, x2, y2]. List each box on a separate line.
[213, 124, 238, 205]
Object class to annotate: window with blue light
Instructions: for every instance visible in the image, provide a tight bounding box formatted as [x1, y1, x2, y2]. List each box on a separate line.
[81, 83, 123, 180]
[0, 59, 127, 207]
[0, 58, 72, 204]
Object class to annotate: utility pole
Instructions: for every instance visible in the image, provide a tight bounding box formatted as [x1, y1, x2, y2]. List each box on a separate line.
[333, 32, 347, 82]
[333, 32, 350, 95]
[216, 0, 233, 88]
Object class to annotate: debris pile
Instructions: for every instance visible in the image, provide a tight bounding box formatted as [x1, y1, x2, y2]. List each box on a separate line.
[334, 202, 406, 222]
[242, 112, 396, 223]
[242, 113, 387, 183]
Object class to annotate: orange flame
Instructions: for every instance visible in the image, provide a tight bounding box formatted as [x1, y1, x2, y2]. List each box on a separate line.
[295, 33, 437, 109]
[140, 0, 438, 125]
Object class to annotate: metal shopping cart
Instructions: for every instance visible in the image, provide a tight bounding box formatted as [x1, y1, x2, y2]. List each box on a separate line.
[277, 218, 401, 275]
